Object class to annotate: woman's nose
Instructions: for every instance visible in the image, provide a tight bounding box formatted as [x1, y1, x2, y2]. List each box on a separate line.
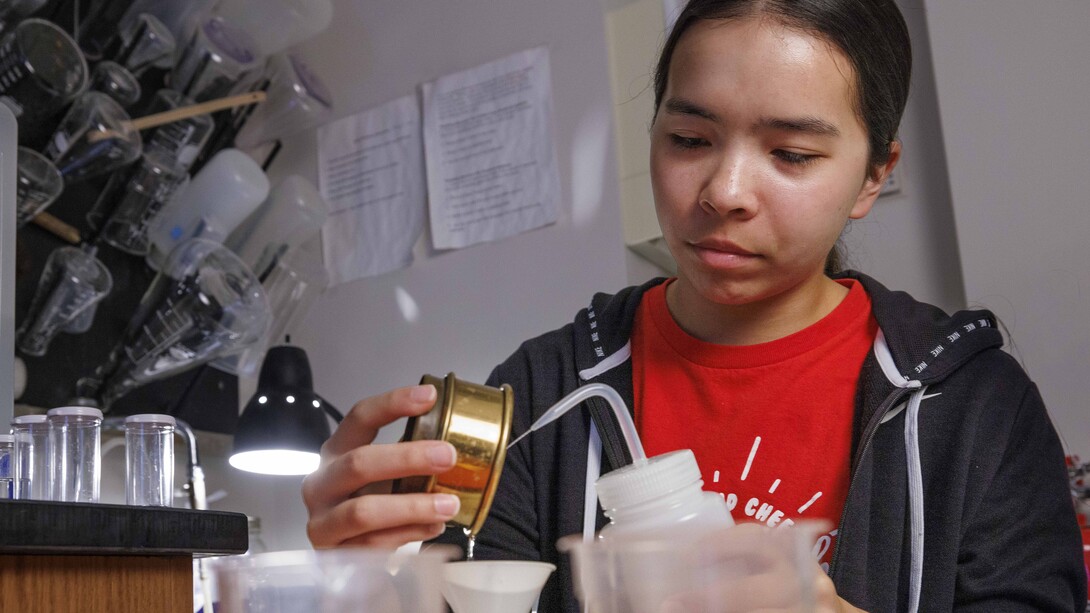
[698, 154, 759, 217]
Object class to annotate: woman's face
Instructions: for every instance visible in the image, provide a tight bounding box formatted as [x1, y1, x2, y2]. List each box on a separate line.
[650, 16, 886, 309]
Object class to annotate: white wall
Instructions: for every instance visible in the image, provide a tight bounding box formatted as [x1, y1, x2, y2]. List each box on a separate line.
[199, 0, 629, 552]
[923, 0, 1090, 458]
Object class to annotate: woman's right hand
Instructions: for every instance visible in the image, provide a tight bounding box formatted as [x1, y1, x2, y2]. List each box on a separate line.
[301, 384, 462, 550]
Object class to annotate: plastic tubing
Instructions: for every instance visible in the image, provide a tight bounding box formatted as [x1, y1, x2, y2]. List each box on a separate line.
[507, 383, 646, 464]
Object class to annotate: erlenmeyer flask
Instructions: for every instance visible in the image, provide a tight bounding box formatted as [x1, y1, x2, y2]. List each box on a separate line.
[94, 238, 270, 408]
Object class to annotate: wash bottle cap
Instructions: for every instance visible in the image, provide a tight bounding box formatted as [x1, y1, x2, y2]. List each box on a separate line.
[595, 449, 702, 512]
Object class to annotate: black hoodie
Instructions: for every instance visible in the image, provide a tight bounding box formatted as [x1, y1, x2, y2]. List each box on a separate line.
[436, 272, 1085, 612]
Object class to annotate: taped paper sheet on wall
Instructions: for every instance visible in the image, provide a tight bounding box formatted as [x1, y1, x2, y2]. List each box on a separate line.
[317, 95, 426, 285]
[422, 46, 560, 250]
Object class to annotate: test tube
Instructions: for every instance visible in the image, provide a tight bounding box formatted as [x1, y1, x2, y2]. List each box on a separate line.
[11, 414, 50, 500]
[124, 414, 175, 506]
[48, 406, 103, 503]
[0, 434, 14, 499]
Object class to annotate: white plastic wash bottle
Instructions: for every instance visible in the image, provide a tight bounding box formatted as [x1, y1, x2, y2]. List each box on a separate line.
[595, 449, 734, 538]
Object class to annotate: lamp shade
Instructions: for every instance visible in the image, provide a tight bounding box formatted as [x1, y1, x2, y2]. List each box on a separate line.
[230, 345, 340, 475]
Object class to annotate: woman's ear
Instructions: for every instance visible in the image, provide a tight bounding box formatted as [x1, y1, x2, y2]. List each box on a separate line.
[849, 140, 902, 219]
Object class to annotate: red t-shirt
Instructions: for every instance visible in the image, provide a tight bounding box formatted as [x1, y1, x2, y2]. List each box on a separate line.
[631, 279, 877, 566]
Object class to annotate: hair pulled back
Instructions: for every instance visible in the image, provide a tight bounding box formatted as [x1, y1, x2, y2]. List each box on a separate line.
[653, 0, 912, 179]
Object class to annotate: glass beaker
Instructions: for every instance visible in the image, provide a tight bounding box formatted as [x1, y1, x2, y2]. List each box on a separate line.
[171, 16, 262, 102]
[146, 148, 269, 270]
[234, 54, 333, 150]
[98, 149, 187, 255]
[45, 91, 143, 183]
[14, 146, 64, 228]
[0, 18, 88, 138]
[16, 245, 113, 357]
[11, 414, 50, 500]
[48, 406, 103, 503]
[0, 434, 13, 499]
[140, 89, 214, 172]
[76, 0, 134, 62]
[89, 60, 142, 109]
[124, 414, 175, 506]
[115, 13, 176, 76]
[0, 0, 49, 32]
[96, 238, 269, 408]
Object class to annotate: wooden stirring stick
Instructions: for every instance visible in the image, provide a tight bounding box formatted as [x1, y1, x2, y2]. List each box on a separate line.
[32, 212, 81, 245]
[88, 91, 267, 143]
[129, 91, 266, 131]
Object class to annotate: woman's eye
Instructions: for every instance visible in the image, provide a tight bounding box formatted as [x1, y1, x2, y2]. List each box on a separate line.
[773, 149, 819, 166]
[669, 134, 708, 149]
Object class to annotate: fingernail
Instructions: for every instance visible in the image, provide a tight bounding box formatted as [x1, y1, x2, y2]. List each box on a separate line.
[427, 442, 457, 467]
[411, 384, 437, 403]
[434, 494, 460, 518]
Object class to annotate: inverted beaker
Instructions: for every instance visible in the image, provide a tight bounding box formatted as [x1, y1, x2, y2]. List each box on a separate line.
[89, 60, 142, 109]
[171, 16, 262, 102]
[115, 13, 176, 76]
[0, 18, 87, 141]
[14, 146, 64, 228]
[16, 245, 113, 357]
[234, 54, 332, 150]
[98, 149, 187, 255]
[96, 238, 269, 407]
[45, 91, 143, 182]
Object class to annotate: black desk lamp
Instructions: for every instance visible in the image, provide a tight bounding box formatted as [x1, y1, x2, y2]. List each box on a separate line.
[230, 343, 343, 475]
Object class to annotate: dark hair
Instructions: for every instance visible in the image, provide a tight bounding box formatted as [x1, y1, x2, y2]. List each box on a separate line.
[654, 0, 911, 177]
[653, 0, 911, 273]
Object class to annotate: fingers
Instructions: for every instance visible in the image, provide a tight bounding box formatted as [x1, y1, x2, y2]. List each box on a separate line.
[306, 492, 461, 549]
[338, 523, 449, 550]
[322, 384, 438, 458]
[302, 439, 457, 509]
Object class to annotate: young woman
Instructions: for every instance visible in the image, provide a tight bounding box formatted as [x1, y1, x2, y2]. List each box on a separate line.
[302, 1, 1086, 610]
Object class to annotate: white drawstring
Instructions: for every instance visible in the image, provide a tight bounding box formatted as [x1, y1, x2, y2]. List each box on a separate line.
[904, 383, 926, 613]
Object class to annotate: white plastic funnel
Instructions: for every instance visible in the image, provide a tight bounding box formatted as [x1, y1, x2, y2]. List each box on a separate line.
[441, 560, 556, 613]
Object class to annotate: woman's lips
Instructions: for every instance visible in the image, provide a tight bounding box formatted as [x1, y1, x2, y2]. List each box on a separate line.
[690, 239, 760, 268]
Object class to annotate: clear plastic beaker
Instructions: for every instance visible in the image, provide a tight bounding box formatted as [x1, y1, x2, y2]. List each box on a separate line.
[146, 148, 269, 270]
[0, 18, 88, 133]
[171, 16, 262, 102]
[11, 414, 50, 500]
[124, 414, 175, 506]
[45, 91, 143, 182]
[211, 0, 332, 57]
[214, 547, 456, 613]
[48, 406, 103, 503]
[115, 13, 176, 76]
[96, 238, 269, 407]
[559, 525, 824, 613]
[0, 434, 14, 499]
[234, 54, 333, 150]
[99, 149, 188, 255]
[14, 146, 64, 228]
[16, 245, 113, 357]
[89, 60, 142, 109]
[140, 89, 214, 172]
[227, 175, 329, 279]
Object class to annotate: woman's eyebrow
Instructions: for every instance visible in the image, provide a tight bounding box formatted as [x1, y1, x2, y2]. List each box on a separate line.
[664, 98, 719, 122]
[758, 115, 841, 137]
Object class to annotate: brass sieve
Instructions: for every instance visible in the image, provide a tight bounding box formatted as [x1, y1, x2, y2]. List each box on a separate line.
[393, 373, 514, 535]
